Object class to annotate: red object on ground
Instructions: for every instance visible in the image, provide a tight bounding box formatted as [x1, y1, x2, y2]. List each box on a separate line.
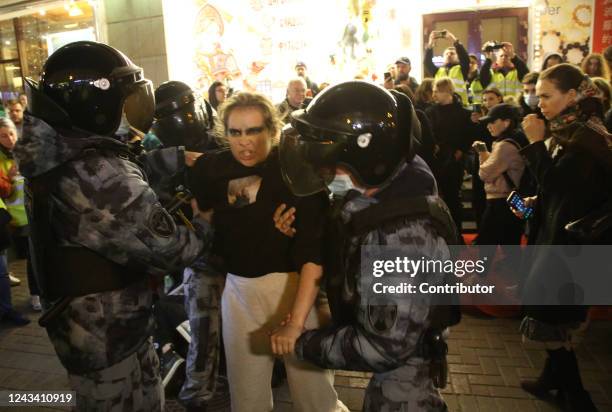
[460, 233, 522, 318]
[589, 307, 612, 320]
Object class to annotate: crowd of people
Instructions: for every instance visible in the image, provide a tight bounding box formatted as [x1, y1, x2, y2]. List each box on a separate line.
[0, 28, 611, 412]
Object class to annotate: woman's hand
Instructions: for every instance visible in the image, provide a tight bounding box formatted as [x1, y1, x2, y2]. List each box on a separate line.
[273, 203, 296, 237]
[191, 198, 213, 223]
[522, 114, 546, 144]
[185, 151, 203, 167]
[472, 141, 490, 161]
[511, 196, 537, 219]
[270, 321, 304, 356]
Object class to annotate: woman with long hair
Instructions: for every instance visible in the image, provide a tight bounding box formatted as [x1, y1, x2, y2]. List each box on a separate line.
[519, 64, 612, 411]
[581, 53, 610, 80]
[207, 81, 227, 110]
[414, 78, 435, 112]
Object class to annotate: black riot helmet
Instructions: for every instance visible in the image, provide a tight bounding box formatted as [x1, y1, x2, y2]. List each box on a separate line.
[279, 81, 417, 196]
[25, 41, 154, 136]
[151, 81, 214, 151]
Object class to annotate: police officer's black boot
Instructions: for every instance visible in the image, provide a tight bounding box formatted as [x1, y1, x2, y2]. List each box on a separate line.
[520, 349, 560, 397]
[556, 348, 598, 412]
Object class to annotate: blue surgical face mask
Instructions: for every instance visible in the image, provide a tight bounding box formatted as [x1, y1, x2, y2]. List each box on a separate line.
[327, 174, 365, 197]
[523, 93, 539, 109]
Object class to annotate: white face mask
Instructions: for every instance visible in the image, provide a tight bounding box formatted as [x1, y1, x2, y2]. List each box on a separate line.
[327, 174, 365, 197]
[523, 93, 539, 109]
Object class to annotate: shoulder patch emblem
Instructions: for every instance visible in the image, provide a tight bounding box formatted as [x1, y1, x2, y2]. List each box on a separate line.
[148, 205, 176, 238]
[367, 296, 398, 333]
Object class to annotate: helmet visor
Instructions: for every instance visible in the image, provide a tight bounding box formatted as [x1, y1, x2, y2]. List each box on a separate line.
[279, 124, 347, 196]
[124, 80, 155, 134]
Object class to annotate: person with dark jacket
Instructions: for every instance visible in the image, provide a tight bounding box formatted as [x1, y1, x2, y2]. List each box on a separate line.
[424, 30, 470, 106]
[392, 87, 437, 172]
[295, 61, 319, 96]
[415, 78, 435, 112]
[518, 72, 543, 118]
[426, 77, 477, 234]
[519, 64, 612, 411]
[394, 56, 419, 93]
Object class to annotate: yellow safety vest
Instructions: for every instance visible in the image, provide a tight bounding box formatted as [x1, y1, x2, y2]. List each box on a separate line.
[469, 78, 484, 108]
[0, 152, 28, 227]
[489, 69, 522, 98]
[435, 65, 468, 106]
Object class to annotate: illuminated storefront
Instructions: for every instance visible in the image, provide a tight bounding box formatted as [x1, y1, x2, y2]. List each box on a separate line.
[0, 0, 102, 101]
[162, 0, 596, 102]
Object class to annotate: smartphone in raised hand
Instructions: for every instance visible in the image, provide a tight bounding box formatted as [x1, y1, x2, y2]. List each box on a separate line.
[433, 30, 447, 39]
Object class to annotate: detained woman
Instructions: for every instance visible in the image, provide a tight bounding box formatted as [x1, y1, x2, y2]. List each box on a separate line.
[189, 92, 346, 412]
[519, 64, 612, 411]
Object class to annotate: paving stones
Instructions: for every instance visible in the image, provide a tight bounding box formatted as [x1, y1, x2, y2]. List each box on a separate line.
[2, 260, 611, 411]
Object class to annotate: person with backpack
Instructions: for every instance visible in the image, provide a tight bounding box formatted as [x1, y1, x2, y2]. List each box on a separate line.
[276, 81, 460, 411]
[472, 103, 527, 271]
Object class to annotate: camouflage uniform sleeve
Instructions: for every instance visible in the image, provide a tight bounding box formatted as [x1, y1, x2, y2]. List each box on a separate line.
[55, 154, 210, 276]
[137, 146, 185, 194]
[296, 218, 450, 373]
[296, 323, 404, 372]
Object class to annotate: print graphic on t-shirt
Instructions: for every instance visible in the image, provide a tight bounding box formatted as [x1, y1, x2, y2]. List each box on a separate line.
[227, 175, 262, 208]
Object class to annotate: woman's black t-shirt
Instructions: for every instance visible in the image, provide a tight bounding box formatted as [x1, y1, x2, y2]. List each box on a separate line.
[189, 147, 327, 278]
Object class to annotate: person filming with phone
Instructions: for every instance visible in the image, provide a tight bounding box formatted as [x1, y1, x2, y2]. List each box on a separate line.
[424, 29, 470, 106]
[472, 103, 527, 271]
[480, 41, 529, 99]
[517, 64, 612, 410]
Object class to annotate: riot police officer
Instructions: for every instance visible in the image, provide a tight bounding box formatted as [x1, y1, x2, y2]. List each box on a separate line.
[152, 80, 225, 410]
[14, 41, 212, 412]
[277, 81, 461, 411]
[152, 80, 216, 153]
